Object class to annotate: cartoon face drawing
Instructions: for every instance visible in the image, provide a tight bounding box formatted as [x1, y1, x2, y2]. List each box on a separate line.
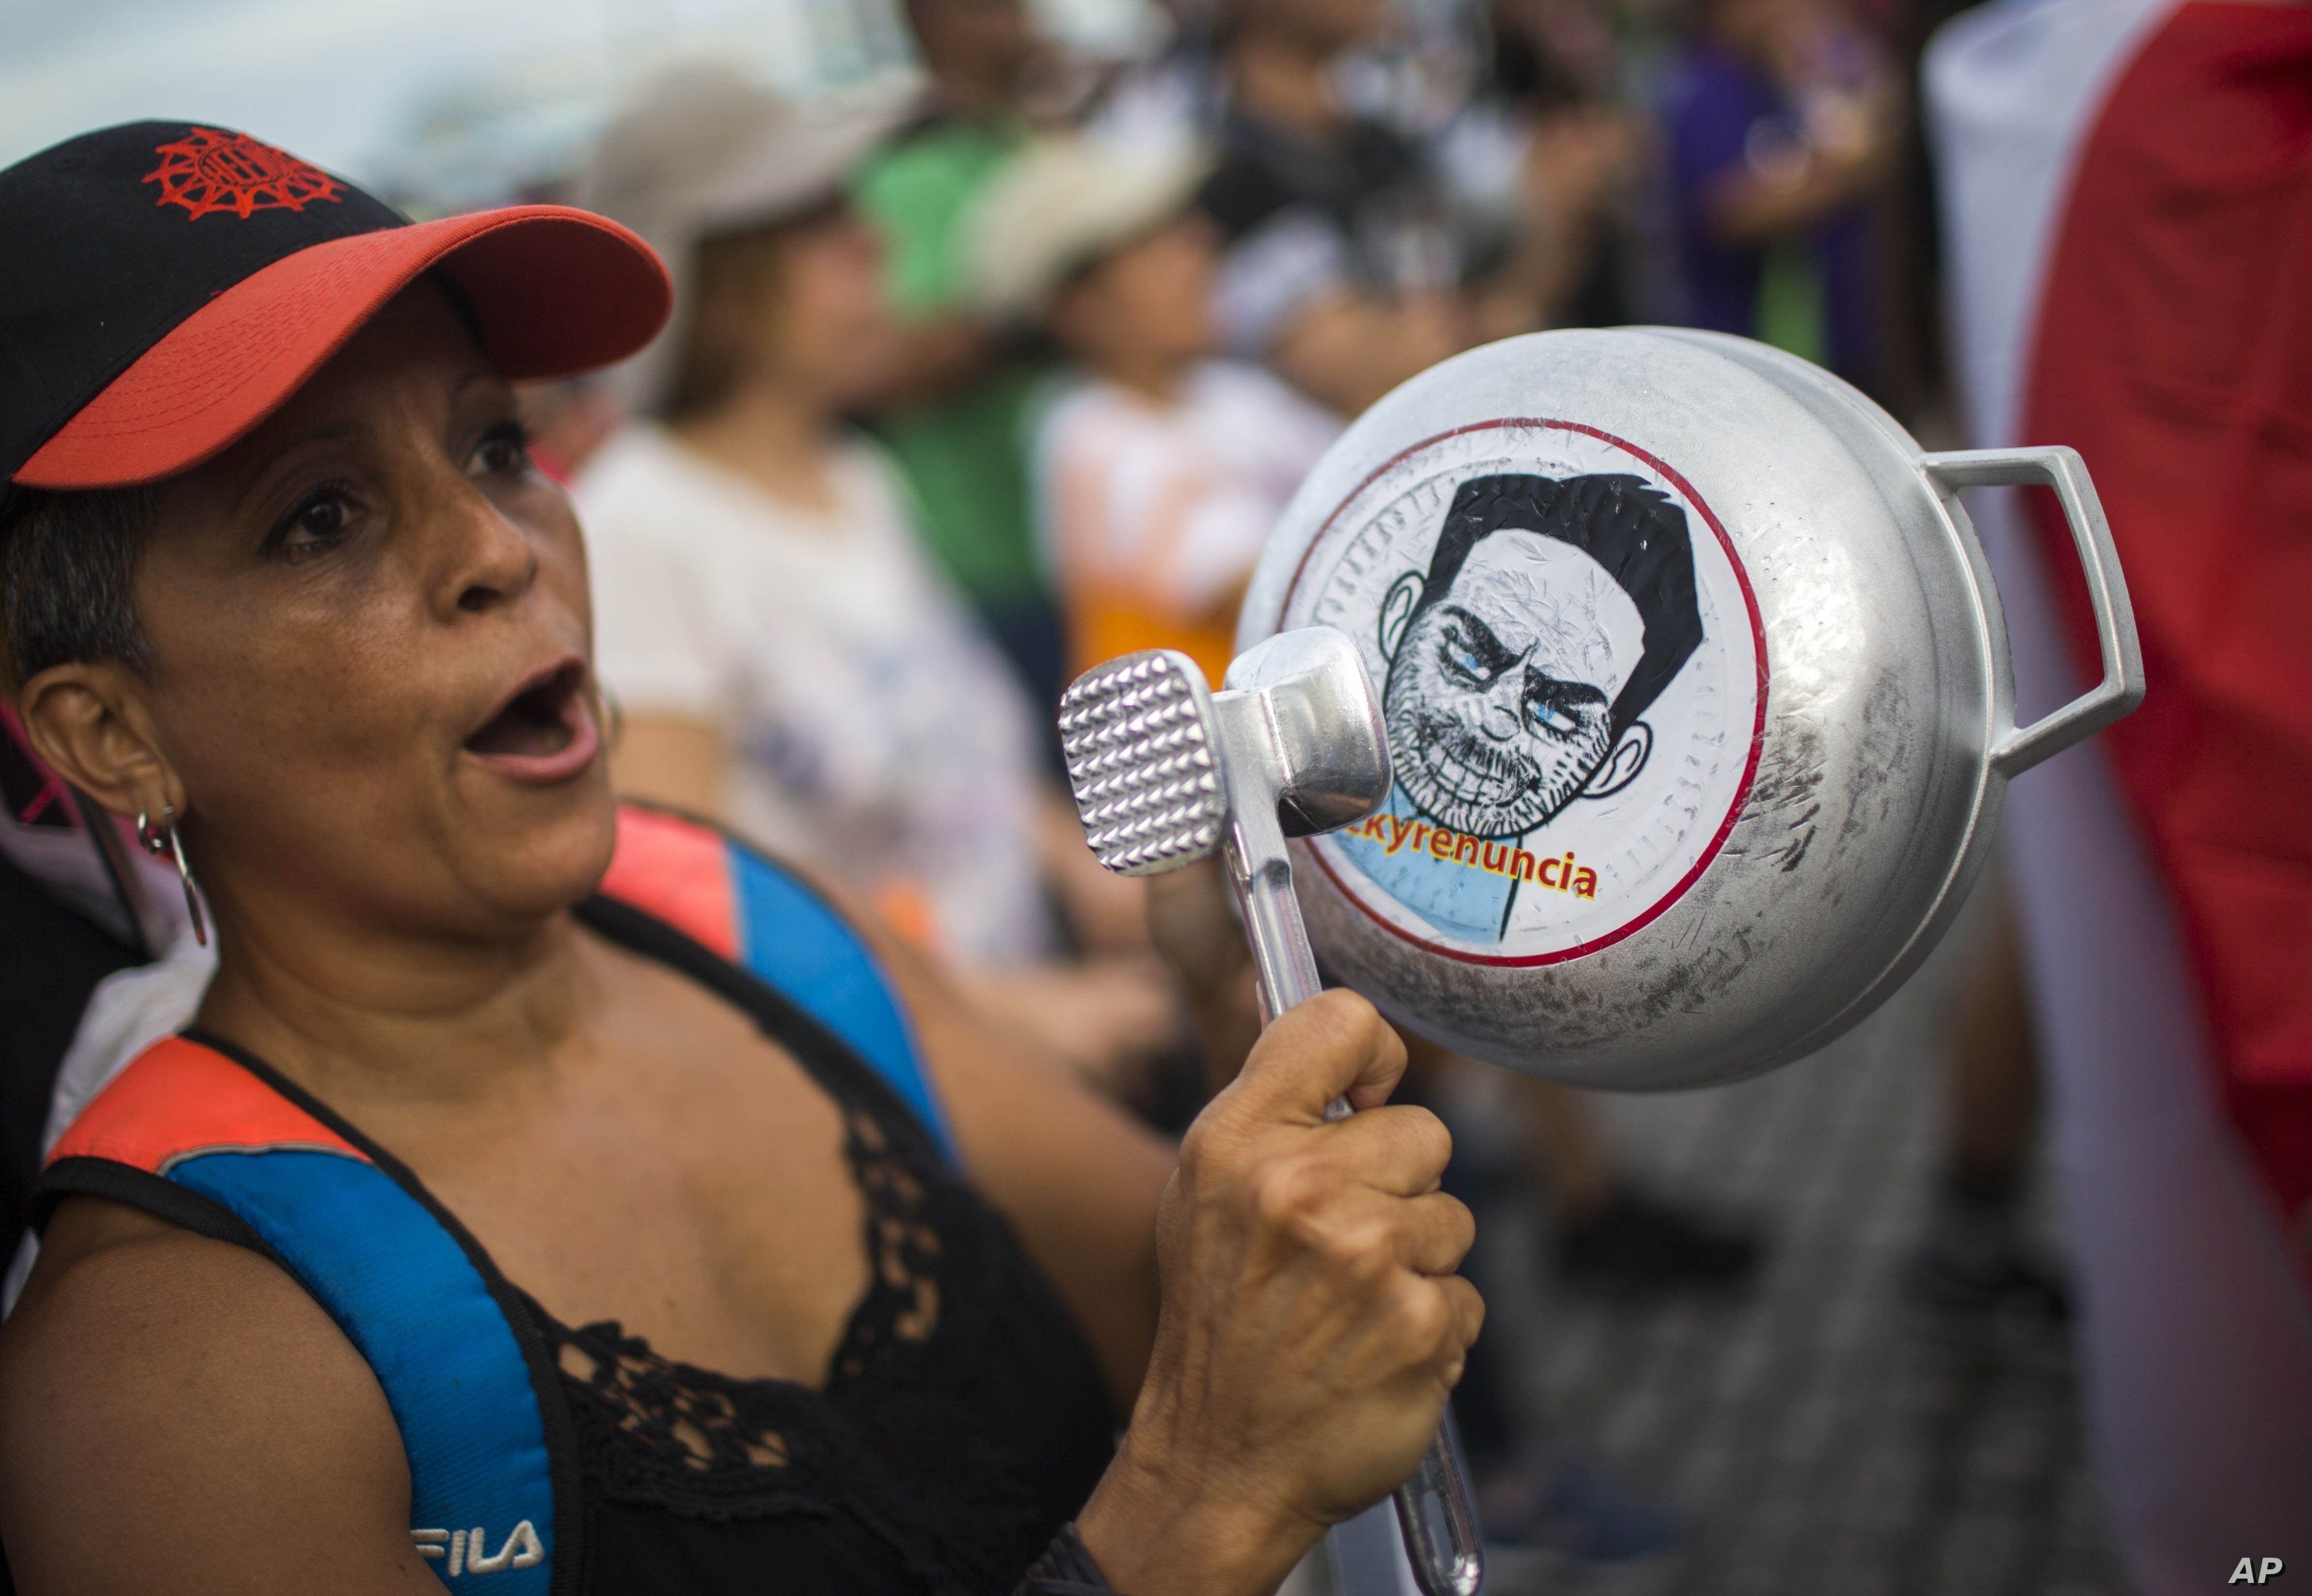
[1378, 473, 1705, 840]
[1385, 534, 1642, 837]
[1284, 425, 1762, 963]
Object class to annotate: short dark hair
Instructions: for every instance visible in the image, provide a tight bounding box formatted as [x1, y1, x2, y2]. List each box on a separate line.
[0, 482, 156, 693]
[1417, 472, 1704, 737]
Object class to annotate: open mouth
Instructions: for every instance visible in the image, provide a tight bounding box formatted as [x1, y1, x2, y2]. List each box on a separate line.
[464, 658, 600, 783]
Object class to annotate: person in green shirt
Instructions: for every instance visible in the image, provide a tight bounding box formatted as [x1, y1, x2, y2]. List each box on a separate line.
[855, 0, 1065, 726]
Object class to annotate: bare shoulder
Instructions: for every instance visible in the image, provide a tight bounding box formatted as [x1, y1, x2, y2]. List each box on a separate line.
[0, 1196, 441, 1596]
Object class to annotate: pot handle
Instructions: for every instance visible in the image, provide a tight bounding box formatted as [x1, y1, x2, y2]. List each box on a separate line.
[1917, 446, 2145, 779]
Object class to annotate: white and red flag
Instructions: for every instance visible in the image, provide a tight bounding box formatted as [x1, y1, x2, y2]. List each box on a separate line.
[1928, 0, 2312, 1583]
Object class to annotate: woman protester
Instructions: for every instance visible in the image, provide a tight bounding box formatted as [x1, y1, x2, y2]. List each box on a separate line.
[0, 122, 1480, 1594]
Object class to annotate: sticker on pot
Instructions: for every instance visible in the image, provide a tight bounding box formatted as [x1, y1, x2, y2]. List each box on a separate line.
[1279, 420, 1765, 965]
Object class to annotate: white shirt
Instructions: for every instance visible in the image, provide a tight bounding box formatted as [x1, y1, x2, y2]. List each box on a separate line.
[1035, 361, 1340, 625]
[577, 425, 1052, 968]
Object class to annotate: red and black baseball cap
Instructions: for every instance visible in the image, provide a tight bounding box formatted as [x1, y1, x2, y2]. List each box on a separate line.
[0, 121, 672, 490]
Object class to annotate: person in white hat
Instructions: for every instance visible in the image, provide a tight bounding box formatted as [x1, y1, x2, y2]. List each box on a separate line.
[574, 70, 1177, 1085]
[973, 136, 1341, 697]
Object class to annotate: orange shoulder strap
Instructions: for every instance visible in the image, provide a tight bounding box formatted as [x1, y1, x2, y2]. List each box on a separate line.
[48, 1034, 362, 1176]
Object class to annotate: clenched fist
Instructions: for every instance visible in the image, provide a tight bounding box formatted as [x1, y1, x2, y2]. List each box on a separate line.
[1076, 991, 1483, 1596]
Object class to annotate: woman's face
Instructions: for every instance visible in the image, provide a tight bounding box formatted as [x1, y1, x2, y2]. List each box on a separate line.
[754, 205, 903, 410]
[34, 283, 619, 945]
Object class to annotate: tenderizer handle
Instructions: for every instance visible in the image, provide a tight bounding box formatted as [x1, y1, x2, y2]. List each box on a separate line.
[1212, 708, 1484, 1596]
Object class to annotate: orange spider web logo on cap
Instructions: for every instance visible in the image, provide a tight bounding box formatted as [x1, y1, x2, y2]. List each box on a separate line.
[144, 128, 344, 220]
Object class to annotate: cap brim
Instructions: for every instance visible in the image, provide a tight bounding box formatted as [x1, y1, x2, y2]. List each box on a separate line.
[13, 205, 672, 490]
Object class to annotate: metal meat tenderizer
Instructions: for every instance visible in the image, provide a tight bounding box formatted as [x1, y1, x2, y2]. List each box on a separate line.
[1057, 627, 1485, 1596]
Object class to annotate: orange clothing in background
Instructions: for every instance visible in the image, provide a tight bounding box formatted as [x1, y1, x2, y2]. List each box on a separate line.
[1035, 362, 1339, 687]
[1068, 581, 1242, 692]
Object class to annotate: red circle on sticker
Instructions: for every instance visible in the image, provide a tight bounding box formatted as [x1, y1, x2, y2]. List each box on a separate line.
[1281, 418, 1769, 967]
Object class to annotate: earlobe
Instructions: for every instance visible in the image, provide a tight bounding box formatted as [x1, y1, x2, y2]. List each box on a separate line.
[15, 663, 183, 824]
[1378, 571, 1423, 661]
[1581, 721, 1652, 800]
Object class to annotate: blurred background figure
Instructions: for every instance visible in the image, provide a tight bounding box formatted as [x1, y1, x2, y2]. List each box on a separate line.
[972, 135, 1339, 692]
[1442, 0, 1649, 331]
[1659, 0, 1897, 391]
[853, 0, 1074, 714]
[573, 68, 1180, 1091]
[1197, 0, 1633, 417]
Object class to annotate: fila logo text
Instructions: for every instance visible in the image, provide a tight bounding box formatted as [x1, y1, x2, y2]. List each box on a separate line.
[412, 1521, 543, 1576]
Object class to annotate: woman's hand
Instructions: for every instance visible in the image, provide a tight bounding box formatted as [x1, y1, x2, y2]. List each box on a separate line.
[1073, 991, 1483, 1596]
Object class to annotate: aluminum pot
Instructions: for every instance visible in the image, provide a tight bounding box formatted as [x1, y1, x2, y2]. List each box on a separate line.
[1236, 328, 2142, 1089]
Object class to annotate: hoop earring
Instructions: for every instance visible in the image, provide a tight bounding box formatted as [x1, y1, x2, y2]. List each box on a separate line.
[135, 802, 208, 948]
[600, 686, 624, 752]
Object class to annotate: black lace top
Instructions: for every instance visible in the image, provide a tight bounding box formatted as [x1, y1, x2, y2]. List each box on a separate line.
[516, 1002, 1118, 1594]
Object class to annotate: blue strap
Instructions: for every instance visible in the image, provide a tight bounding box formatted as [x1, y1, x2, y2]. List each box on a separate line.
[121, 841, 950, 1595]
[169, 1149, 556, 1590]
[727, 846, 960, 1165]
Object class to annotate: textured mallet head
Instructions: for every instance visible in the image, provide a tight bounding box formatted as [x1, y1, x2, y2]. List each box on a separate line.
[1058, 650, 1227, 876]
